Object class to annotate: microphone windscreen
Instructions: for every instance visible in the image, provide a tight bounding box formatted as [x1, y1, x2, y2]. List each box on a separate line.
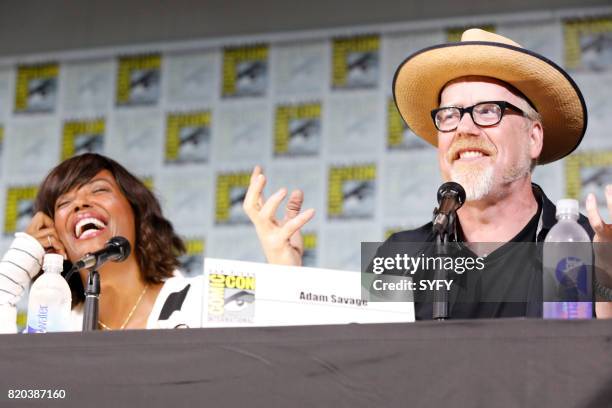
[437, 182, 466, 206]
[107, 236, 131, 262]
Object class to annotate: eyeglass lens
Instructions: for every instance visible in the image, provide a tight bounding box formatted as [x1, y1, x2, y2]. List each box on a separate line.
[434, 102, 503, 131]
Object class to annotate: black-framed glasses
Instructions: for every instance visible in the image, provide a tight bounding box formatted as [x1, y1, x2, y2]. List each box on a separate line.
[431, 101, 526, 132]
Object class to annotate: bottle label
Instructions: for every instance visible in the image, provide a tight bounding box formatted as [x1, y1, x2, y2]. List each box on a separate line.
[543, 256, 592, 319]
[26, 305, 49, 333]
[26, 304, 70, 333]
[543, 302, 593, 319]
[554, 256, 590, 299]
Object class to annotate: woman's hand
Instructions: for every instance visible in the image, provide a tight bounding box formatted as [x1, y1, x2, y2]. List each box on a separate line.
[243, 166, 315, 266]
[25, 212, 67, 258]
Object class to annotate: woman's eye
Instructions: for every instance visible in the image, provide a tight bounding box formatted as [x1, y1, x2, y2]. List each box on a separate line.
[56, 201, 69, 209]
[93, 187, 109, 193]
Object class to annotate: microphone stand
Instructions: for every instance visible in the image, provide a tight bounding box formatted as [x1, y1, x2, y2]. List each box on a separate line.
[431, 210, 458, 320]
[68, 237, 131, 332]
[82, 269, 100, 331]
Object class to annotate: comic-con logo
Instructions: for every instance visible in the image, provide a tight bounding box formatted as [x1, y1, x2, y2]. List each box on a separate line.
[566, 151, 612, 205]
[14, 63, 59, 113]
[165, 111, 211, 164]
[332, 35, 379, 90]
[446, 25, 495, 42]
[302, 232, 317, 267]
[222, 44, 268, 97]
[4, 186, 38, 236]
[564, 17, 612, 72]
[178, 238, 205, 278]
[116, 54, 161, 106]
[386, 98, 428, 151]
[327, 164, 376, 219]
[215, 171, 251, 225]
[274, 102, 321, 157]
[61, 118, 105, 160]
[208, 272, 256, 322]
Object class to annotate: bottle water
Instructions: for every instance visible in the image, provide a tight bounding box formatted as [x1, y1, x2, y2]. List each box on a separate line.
[543, 199, 593, 319]
[26, 254, 72, 332]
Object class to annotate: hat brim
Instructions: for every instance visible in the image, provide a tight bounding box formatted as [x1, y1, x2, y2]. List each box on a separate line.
[392, 41, 587, 164]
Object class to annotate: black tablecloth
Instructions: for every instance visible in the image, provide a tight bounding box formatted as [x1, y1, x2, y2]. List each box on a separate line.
[1, 319, 611, 407]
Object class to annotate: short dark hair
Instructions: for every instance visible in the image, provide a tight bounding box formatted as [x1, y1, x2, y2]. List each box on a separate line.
[34, 153, 186, 305]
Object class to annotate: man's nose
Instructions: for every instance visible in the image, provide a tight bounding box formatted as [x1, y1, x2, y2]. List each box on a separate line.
[454, 111, 479, 136]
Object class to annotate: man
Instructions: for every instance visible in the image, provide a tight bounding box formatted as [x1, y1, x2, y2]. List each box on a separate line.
[243, 29, 612, 319]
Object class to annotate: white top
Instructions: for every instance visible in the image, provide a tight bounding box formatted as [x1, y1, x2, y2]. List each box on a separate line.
[43, 253, 65, 273]
[556, 198, 579, 218]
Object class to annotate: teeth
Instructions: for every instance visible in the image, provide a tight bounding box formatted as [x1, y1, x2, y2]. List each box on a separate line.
[459, 150, 484, 159]
[75, 217, 106, 238]
[79, 229, 100, 240]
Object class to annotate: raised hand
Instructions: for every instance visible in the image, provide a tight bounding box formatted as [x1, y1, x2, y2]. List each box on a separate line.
[585, 185, 612, 317]
[243, 166, 315, 266]
[25, 212, 67, 259]
[586, 186, 612, 244]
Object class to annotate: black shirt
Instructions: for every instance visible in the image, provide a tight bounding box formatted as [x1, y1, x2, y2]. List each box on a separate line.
[445, 197, 542, 319]
[378, 184, 594, 320]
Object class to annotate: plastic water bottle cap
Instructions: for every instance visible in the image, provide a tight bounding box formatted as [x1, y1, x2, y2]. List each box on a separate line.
[43, 253, 65, 273]
[556, 198, 579, 218]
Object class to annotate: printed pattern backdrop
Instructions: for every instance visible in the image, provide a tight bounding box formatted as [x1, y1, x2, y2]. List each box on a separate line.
[0, 8, 610, 282]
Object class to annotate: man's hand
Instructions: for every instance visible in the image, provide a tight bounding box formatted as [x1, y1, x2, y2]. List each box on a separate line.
[586, 185, 612, 244]
[25, 212, 67, 259]
[586, 185, 612, 317]
[243, 166, 315, 266]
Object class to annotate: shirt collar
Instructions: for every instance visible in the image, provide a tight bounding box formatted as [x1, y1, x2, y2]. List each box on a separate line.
[448, 182, 553, 243]
[532, 183, 556, 242]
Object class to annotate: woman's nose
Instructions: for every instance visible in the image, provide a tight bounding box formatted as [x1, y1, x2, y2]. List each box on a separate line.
[72, 192, 93, 211]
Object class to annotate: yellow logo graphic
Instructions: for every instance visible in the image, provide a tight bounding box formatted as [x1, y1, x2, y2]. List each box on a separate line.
[165, 111, 211, 164]
[564, 17, 612, 71]
[208, 272, 256, 322]
[332, 35, 379, 89]
[274, 102, 321, 156]
[116, 54, 161, 106]
[327, 164, 376, 219]
[566, 151, 612, 203]
[139, 176, 154, 191]
[14, 63, 59, 113]
[215, 171, 251, 225]
[61, 118, 105, 160]
[4, 186, 38, 235]
[179, 238, 205, 277]
[446, 25, 495, 42]
[222, 44, 268, 97]
[384, 227, 404, 240]
[386, 98, 429, 150]
[302, 232, 317, 267]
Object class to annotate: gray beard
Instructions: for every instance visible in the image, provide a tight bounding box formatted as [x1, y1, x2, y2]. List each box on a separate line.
[450, 165, 494, 201]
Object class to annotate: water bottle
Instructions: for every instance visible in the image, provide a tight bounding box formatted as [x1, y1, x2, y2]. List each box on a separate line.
[543, 199, 593, 319]
[26, 254, 72, 332]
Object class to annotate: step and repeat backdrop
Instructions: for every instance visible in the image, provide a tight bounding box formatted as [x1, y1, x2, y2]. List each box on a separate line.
[0, 8, 610, 279]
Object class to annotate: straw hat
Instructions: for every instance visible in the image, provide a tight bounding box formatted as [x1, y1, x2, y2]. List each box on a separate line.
[392, 28, 587, 164]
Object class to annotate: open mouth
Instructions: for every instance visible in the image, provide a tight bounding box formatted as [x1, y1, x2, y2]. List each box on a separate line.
[453, 148, 492, 163]
[74, 215, 108, 240]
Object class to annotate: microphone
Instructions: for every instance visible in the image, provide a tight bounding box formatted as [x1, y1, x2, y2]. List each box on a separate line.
[433, 182, 466, 235]
[73, 236, 131, 271]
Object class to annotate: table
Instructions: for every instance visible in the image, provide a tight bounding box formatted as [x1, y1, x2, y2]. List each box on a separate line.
[1, 318, 611, 407]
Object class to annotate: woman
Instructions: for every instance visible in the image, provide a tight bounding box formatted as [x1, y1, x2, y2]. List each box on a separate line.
[0, 153, 202, 332]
